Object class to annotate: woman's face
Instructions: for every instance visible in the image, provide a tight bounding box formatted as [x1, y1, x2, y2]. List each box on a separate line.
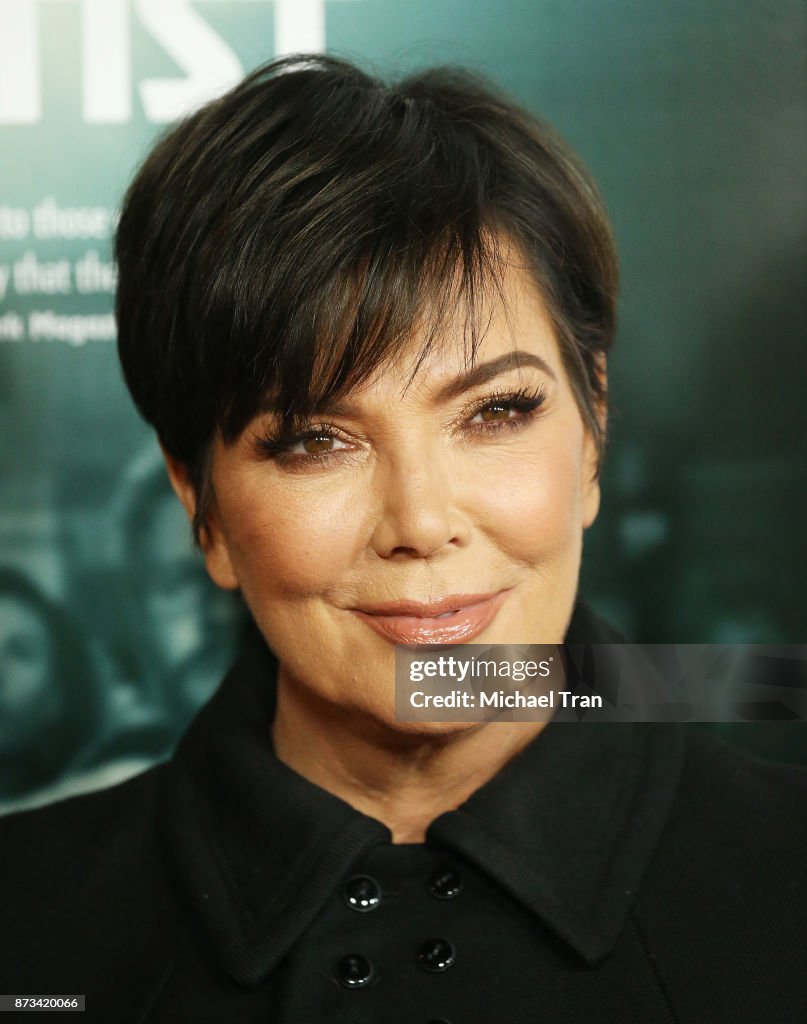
[173, 256, 604, 732]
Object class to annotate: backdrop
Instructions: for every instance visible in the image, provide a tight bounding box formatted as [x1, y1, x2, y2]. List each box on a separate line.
[1, 0, 805, 810]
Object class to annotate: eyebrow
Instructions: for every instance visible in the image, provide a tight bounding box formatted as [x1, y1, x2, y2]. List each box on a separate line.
[261, 349, 556, 418]
[433, 350, 557, 403]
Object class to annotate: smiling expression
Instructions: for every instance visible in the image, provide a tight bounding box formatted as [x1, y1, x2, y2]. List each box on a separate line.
[169, 252, 605, 732]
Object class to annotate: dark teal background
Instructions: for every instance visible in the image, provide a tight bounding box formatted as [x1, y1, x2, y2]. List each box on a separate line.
[1, 1, 805, 811]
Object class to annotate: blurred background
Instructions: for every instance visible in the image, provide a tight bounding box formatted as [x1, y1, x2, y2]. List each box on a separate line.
[1, 0, 805, 811]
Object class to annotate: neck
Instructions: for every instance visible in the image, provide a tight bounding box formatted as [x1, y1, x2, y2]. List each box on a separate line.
[271, 665, 548, 843]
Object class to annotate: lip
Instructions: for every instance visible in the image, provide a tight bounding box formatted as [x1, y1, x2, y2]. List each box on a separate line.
[351, 589, 511, 646]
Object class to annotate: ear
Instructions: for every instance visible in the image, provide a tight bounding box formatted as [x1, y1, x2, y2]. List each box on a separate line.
[160, 445, 239, 591]
[581, 352, 608, 530]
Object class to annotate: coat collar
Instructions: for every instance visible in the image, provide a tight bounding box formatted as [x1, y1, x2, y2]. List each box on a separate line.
[159, 598, 684, 987]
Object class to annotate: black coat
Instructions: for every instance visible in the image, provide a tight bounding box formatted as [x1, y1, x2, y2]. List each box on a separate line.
[2, 601, 806, 1023]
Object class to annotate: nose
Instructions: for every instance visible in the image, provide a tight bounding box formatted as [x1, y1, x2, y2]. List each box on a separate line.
[369, 447, 469, 560]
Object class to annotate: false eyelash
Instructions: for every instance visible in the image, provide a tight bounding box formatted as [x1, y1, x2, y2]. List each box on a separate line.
[253, 382, 549, 465]
[463, 384, 548, 430]
[253, 423, 342, 459]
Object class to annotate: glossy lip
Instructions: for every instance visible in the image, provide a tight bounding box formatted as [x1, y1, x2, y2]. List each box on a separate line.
[351, 589, 511, 646]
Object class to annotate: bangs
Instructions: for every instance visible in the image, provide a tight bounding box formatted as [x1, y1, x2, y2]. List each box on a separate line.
[220, 223, 515, 442]
[198, 76, 517, 442]
[116, 53, 618, 543]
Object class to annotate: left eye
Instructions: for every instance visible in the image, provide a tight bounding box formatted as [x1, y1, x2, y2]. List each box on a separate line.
[471, 402, 519, 423]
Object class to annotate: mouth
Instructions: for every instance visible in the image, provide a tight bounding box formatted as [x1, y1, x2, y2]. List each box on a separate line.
[350, 589, 512, 646]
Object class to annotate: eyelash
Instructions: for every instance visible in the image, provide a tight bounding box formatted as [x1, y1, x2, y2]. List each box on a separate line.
[254, 384, 548, 467]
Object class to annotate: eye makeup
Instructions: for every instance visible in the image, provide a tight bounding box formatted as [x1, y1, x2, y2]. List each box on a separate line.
[252, 382, 548, 468]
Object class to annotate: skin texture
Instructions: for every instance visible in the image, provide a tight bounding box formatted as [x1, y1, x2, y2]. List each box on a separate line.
[165, 251, 606, 841]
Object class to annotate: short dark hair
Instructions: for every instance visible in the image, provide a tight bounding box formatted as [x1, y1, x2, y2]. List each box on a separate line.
[115, 54, 618, 540]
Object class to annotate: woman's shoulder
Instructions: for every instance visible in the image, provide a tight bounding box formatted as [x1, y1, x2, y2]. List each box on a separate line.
[624, 726, 807, 1018]
[0, 762, 187, 1001]
[675, 725, 807, 828]
[635, 725, 807, 997]
[638, 724, 807, 883]
[0, 765, 168, 905]
[0, 763, 169, 927]
[0, 759, 165, 844]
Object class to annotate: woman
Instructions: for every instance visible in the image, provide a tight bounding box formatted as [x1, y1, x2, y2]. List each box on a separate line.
[1, 54, 805, 1022]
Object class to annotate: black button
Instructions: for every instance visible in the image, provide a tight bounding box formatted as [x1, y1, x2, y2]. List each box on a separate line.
[344, 874, 382, 912]
[417, 937, 456, 972]
[429, 867, 463, 900]
[334, 953, 376, 988]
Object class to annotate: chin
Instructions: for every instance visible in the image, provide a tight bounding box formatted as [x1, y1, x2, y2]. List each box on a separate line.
[365, 711, 484, 746]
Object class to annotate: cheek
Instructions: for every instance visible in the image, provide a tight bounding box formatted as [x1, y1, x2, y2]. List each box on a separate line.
[464, 425, 586, 563]
[216, 470, 369, 599]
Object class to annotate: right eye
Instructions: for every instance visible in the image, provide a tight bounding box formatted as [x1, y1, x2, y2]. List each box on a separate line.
[287, 432, 351, 456]
[254, 423, 357, 466]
